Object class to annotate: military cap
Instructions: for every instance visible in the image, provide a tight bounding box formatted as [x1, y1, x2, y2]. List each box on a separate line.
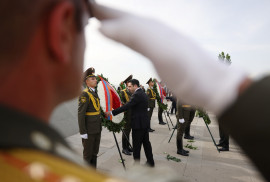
[146, 78, 153, 85]
[84, 67, 95, 81]
[123, 75, 133, 84]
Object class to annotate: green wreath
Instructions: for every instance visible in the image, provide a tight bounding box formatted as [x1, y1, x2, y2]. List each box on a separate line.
[153, 81, 168, 110]
[96, 74, 125, 133]
[196, 110, 211, 125]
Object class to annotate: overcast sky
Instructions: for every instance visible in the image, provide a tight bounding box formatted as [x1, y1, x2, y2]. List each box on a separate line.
[84, 0, 270, 87]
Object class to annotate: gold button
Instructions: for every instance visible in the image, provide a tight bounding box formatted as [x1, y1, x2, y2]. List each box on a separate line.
[26, 162, 49, 180]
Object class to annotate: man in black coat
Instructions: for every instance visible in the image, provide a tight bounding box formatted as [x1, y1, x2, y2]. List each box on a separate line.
[105, 79, 155, 167]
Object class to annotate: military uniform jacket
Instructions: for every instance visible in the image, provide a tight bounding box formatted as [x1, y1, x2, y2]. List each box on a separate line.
[78, 87, 102, 135]
[147, 88, 156, 108]
[176, 101, 196, 121]
[120, 89, 132, 120]
[219, 76, 270, 181]
[0, 105, 113, 181]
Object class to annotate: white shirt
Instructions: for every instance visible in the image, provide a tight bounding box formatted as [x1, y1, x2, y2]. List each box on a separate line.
[89, 87, 95, 92]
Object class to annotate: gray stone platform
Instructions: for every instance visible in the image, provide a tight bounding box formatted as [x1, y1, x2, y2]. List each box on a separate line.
[65, 106, 265, 182]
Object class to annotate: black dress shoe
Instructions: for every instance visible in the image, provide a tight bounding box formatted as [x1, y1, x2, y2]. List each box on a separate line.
[122, 149, 132, 155]
[219, 147, 229, 151]
[184, 135, 194, 140]
[217, 143, 224, 147]
[177, 149, 189, 156]
[148, 128, 155, 132]
[128, 147, 133, 152]
[159, 122, 166, 125]
[183, 149, 189, 153]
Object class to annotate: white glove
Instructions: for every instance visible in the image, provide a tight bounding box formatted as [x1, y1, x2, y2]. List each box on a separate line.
[147, 108, 150, 111]
[93, 3, 247, 116]
[179, 119, 185, 124]
[80, 134, 88, 139]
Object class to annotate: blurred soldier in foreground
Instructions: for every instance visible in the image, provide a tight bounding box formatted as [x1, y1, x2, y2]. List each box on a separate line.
[78, 67, 102, 168]
[92, 3, 270, 181]
[120, 75, 133, 155]
[0, 1, 129, 181]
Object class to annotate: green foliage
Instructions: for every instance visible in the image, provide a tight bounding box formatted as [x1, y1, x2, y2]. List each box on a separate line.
[185, 144, 198, 150]
[120, 82, 126, 90]
[197, 110, 211, 125]
[96, 74, 125, 133]
[100, 109, 126, 133]
[166, 154, 181, 162]
[218, 51, 231, 65]
[153, 81, 168, 110]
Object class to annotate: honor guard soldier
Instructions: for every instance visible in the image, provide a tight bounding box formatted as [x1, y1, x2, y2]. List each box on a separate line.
[146, 78, 156, 132]
[120, 75, 133, 155]
[176, 101, 196, 156]
[78, 67, 102, 168]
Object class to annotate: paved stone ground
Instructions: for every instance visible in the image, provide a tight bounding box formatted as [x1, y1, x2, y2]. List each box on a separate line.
[66, 105, 265, 182]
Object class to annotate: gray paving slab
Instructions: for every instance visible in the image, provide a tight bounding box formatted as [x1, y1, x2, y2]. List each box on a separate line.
[65, 105, 266, 182]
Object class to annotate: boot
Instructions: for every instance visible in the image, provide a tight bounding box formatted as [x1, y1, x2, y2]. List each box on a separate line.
[184, 124, 194, 139]
[128, 146, 133, 152]
[183, 149, 189, 153]
[177, 138, 189, 156]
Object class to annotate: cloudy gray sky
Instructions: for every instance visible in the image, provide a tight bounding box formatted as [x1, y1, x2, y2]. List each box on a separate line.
[84, 0, 270, 86]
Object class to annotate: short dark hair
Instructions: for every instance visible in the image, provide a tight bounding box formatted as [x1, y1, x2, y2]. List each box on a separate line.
[0, 0, 83, 61]
[128, 79, 140, 87]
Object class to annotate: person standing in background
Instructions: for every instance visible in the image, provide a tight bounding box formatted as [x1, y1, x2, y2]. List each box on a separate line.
[78, 67, 102, 168]
[146, 78, 156, 132]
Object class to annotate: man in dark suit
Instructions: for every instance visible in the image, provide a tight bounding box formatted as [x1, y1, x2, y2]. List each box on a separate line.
[105, 79, 155, 167]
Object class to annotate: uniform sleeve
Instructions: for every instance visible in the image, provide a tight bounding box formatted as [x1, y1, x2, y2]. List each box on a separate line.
[147, 89, 151, 98]
[78, 92, 89, 134]
[120, 90, 127, 104]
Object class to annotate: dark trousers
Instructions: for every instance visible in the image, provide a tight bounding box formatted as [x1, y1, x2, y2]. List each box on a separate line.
[184, 110, 196, 136]
[171, 101, 176, 114]
[148, 107, 154, 128]
[158, 107, 164, 123]
[219, 124, 229, 148]
[82, 133, 101, 168]
[132, 129, 154, 166]
[177, 120, 189, 140]
[122, 121, 132, 150]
